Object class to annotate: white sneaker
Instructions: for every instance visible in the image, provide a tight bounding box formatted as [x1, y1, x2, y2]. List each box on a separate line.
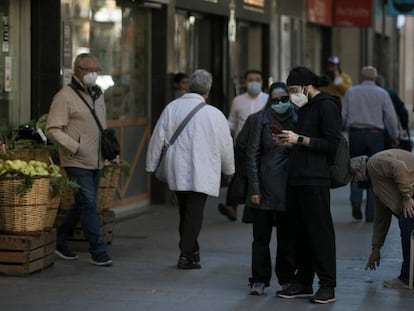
[383, 278, 409, 289]
[249, 282, 265, 295]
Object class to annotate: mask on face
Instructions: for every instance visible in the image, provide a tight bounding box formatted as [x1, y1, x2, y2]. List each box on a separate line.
[83, 72, 98, 87]
[271, 100, 291, 114]
[290, 92, 308, 108]
[246, 82, 262, 96]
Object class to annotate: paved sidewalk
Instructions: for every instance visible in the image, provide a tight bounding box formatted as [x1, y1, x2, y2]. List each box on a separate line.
[0, 186, 413, 310]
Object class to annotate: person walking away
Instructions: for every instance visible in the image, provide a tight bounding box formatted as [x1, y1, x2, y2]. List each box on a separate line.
[274, 66, 341, 304]
[342, 66, 399, 222]
[146, 69, 234, 269]
[351, 150, 414, 289]
[246, 82, 296, 296]
[46, 53, 113, 266]
[375, 74, 410, 149]
[218, 70, 268, 221]
[173, 72, 190, 99]
[320, 56, 352, 101]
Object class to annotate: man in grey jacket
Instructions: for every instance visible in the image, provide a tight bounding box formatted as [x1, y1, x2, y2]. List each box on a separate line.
[46, 53, 112, 266]
[351, 149, 414, 289]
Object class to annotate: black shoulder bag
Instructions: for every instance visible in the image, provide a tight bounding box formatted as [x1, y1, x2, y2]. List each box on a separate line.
[69, 84, 120, 161]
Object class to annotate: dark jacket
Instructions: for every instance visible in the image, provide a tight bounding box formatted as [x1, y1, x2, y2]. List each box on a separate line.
[227, 112, 261, 205]
[288, 92, 341, 186]
[246, 105, 296, 211]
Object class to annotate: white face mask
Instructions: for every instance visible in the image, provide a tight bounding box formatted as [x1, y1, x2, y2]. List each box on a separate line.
[290, 92, 308, 108]
[83, 72, 98, 87]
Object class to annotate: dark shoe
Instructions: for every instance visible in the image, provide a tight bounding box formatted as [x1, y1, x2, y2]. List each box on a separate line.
[351, 202, 362, 220]
[177, 256, 201, 270]
[90, 252, 113, 266]
[275, 282, 293, 295]
[277, 282, 313, 299]
[55, 245, 79, 260]
[193, 252, 200, 264]
[310, 286, 336, 304]
[249, 282, 265, 296]
[218, 204, 237, 221]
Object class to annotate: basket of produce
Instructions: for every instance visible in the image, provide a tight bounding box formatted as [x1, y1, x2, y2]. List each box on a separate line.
[59, 168, 75, 212]
[97, 161, 130, 212]
[0, 159, 75, 234]
[1, 114, 59, 164]
[8, 147, 51, 163]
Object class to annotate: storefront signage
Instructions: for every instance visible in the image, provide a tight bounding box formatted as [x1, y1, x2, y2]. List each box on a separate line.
[2, 16, 9, 52]
[307, 0, 332, 26]
[334, 0, 372, 27]
[388, 0, 414, 15]
[236, 0, 270, 22]
[243, 0, 264, 7]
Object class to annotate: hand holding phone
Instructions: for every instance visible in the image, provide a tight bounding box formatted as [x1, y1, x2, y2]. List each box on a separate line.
[270, 123, 283, 135]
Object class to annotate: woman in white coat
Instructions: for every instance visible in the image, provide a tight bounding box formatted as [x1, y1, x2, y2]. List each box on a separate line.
[146, 69, 235, 269]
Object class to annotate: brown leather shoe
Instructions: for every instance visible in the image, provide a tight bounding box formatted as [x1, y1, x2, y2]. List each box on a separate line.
[351, 201, 362, 220]
[218, 204, 237, 221]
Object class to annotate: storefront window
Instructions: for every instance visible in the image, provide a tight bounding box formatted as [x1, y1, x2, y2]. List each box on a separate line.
[61, 0, 149, 120]
[174, 12, 195, 74]
[0, 0, 26, 132]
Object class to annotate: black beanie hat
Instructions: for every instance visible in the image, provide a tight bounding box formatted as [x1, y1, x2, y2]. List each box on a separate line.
[286, 66, 318, 86]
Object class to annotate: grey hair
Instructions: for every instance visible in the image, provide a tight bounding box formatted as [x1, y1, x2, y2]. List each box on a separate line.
[361, 66, 377, 81]
[73, 53, 97, 68]
[189, 69, 213, 95]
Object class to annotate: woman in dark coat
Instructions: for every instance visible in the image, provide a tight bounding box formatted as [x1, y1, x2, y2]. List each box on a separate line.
[246, 82, 296, 295]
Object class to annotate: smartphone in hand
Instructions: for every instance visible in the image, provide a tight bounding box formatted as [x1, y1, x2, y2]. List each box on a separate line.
[270, 123, 283, 135]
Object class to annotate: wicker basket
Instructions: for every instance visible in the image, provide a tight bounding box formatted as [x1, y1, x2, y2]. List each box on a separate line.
[8, 148, 51, 163]
[97, 165, 121, 212]
[59, 168, 75, 211]
[0, 176, 49, 235]
[44, 194, 61, 231]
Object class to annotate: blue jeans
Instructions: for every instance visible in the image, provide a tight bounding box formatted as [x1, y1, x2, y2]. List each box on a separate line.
[399, 214, 414, 283]
[57, 167, 107, 255]
[350, 184, 375, 220]
[349, 128, 384, 220]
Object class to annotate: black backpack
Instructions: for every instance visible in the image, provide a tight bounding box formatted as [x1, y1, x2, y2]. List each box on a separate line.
[329, 133, 352, 189]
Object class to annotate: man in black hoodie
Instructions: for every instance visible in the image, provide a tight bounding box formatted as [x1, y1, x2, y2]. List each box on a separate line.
[274, 66, 341, 304]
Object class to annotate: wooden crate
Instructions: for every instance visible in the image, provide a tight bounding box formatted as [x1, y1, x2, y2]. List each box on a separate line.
[54, 210, 114, 251]
[0, 230, 56, 275]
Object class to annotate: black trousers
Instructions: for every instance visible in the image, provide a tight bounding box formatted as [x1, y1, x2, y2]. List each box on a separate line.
[175, 191, 208, 261]
[286, 185, 336, 287]
[249, 209, 296, 287]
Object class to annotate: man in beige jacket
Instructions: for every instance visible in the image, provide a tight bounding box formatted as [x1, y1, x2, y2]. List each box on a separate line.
[352, 149, 414, 289]
[46, 53, 112, 266]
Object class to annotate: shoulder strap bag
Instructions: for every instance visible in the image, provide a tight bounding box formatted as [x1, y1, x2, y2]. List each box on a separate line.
[154, 102, 206, 182]
[69, 84, 120, 160]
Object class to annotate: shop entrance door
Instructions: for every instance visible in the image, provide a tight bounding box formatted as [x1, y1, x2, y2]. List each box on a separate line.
[0, 0, 30, 132]
[173, 12, 228, 111]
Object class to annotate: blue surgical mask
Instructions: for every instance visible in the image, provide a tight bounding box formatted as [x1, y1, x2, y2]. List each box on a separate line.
[271, 100, 291, 114]
[246, 82, 262, 96]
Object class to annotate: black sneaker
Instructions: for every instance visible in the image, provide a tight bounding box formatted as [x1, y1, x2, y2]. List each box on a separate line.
[193, 252, 200, 264]
[177, 256, 201, 270]
[310, 286, 336, 304]
[277, 282, 313, 299]
[90, 252, 113, 266]
[55, 245, 79, 260]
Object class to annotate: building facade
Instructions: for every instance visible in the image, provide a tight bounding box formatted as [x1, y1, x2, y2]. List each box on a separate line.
[0, 0, 408, 209]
